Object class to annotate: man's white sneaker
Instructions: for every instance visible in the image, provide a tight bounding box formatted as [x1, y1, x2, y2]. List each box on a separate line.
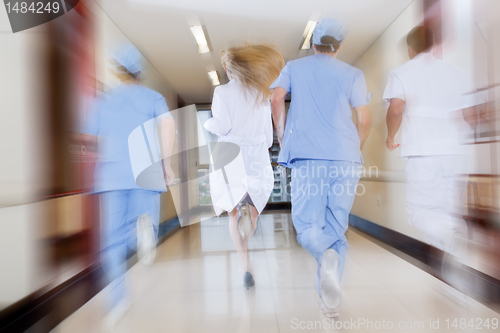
[137, 213, 156, 266]
[320, 301, 340, 318]
[320, 249, 342, 309]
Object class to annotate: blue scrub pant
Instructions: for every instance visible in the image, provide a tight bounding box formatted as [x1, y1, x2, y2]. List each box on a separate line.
[100, 189, 161, 308]
[290, 160, 361, 296]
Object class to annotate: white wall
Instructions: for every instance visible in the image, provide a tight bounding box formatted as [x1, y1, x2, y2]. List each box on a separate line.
[0, 19, 51, 208]
[0, 5, 53, 305]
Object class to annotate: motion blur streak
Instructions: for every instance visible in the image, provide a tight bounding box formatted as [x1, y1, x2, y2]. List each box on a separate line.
[1, 0, 500, 332]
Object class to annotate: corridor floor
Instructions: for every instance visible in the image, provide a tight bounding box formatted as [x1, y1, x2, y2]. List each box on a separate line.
[53, 213, 500, 332]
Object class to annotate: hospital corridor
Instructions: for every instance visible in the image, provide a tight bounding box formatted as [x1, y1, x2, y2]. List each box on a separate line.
[2, 1, 500, 332]
[54, 213, 499, 333]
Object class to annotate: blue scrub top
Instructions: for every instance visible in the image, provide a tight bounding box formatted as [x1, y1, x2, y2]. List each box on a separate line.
[270, 54, 370, 167]
[83, 84, 170, 193]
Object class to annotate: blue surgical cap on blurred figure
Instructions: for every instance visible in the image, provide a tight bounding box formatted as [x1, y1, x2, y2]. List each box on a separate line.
[113, 44, 142, 74]
[312, 18, 345, 46]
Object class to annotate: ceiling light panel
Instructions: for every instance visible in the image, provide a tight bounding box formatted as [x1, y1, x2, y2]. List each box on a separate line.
[300, 21, 317, 50]
[190, 25, 212, 53]
[208, 71, 220, 86]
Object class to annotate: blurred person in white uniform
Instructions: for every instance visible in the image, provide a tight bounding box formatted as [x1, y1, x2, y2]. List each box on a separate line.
[204, 44, 284, 289]
[384, 26, 479, 287]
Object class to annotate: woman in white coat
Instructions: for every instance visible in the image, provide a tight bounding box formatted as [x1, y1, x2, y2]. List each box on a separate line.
[204, 44, 284, 289]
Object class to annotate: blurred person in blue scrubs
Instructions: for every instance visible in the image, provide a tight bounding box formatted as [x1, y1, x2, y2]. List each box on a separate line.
[82, 44, 175, 326]
[384, 26, 479, 290]
[270, 18, 371, 317]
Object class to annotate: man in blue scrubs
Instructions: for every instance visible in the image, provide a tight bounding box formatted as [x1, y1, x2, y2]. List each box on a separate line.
[270, 19, 371, 317]
[82, 45, 175, 324]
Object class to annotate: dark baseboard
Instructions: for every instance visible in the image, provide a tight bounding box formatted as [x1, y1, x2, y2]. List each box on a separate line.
[0, 217, 181, 333]
[349, 214, 500, 306]
[158, 217, 181, 245]
[0, 265, 103, 333]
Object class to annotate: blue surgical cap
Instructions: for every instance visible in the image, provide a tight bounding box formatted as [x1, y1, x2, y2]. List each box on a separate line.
[113, 44, 142, 74]
[312, 18, 345, 49]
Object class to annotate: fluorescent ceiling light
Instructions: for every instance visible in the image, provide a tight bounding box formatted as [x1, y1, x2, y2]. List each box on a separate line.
[190, 25, 211, 53]
[300, 21, 317, 50]
[208, 71, 220, 86]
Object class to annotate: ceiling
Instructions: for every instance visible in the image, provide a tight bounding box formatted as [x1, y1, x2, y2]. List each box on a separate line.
[96, 0, 414, 104]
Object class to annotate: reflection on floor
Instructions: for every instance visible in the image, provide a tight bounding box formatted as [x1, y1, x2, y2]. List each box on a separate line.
[54, 213, 499, 333]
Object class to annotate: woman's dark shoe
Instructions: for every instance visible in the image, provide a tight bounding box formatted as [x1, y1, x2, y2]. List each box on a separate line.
[244, 271, 255, 290]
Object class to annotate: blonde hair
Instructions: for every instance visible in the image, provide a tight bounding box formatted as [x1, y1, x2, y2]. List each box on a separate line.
[221, 44, 285, 104]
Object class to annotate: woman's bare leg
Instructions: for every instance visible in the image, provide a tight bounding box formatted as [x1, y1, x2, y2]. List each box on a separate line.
[228, 207, 252, 273]
[248, 204, 259, 238]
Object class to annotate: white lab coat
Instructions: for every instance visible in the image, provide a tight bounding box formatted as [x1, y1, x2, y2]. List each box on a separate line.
[204, 80, 274, 216]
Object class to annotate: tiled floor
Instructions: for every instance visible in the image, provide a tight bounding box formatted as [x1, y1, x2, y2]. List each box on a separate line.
[53, 213, 500, 332]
